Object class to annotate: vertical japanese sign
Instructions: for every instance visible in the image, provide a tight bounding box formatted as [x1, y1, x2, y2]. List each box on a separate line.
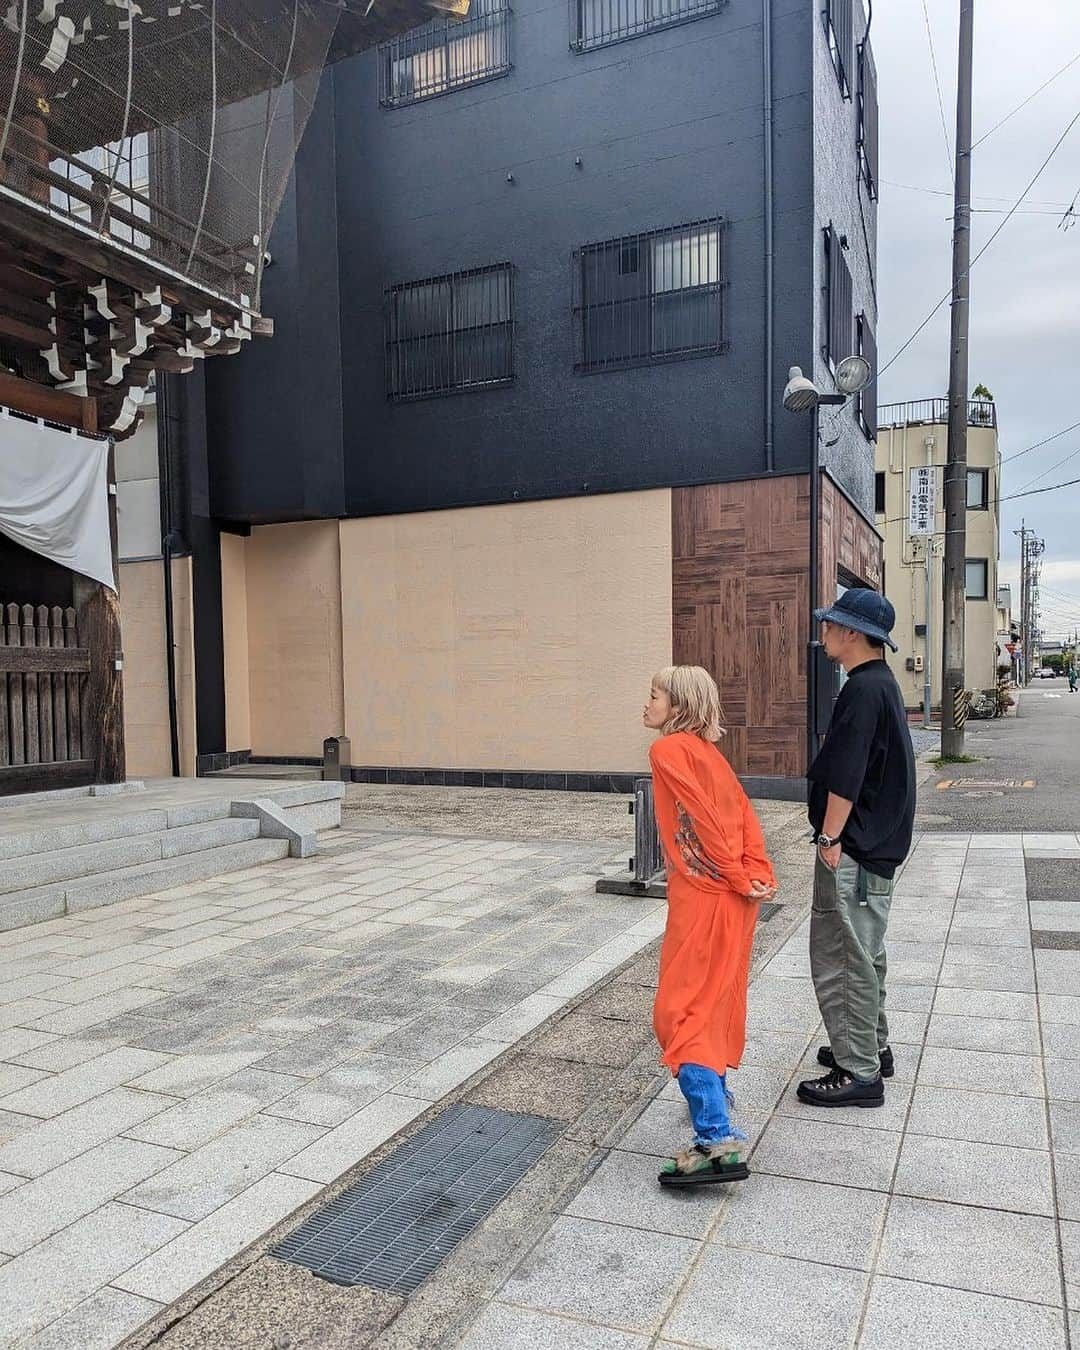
[909, 466, 936, 536]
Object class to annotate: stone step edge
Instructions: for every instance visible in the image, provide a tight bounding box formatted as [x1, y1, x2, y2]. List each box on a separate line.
[0, 782, 343, 863]
[0, 835, 293, 932]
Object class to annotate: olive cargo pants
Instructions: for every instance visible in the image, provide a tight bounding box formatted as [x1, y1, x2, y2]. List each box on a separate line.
[809, 852, 894, 1081]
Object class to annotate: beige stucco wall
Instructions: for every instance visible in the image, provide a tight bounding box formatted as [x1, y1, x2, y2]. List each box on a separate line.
[119, 557, 196, 778]
[338, 491, 673, 772]
[219, 532, 252, 752]
[876, 419, 1001, 707]
[245, 521, 345, 758]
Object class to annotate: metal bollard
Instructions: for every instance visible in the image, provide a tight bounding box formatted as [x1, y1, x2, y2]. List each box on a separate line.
[630, 776, 664, 883]
[322, 735, 352, 782]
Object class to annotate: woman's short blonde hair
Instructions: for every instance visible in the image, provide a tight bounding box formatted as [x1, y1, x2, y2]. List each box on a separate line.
[652, 665, 726, 742]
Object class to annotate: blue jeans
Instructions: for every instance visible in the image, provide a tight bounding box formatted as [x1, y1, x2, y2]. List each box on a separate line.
[678, 1063, 747, 1146]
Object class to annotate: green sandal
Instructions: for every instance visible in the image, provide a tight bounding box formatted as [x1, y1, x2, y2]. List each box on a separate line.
[658, 1139, 749, 1188]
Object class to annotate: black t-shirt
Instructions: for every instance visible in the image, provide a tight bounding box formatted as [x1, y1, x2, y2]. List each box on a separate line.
[807, 658, 916, 879]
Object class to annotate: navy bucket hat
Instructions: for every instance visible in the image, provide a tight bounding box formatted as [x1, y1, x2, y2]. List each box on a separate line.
[814, 587, 898, 651]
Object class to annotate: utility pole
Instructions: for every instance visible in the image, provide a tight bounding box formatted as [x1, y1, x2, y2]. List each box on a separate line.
[940, 0, 975, 757]
[1015, 521, 1029, 684]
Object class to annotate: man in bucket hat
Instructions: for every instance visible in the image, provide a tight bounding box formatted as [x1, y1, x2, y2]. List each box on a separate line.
[798, 587, 916, 1108]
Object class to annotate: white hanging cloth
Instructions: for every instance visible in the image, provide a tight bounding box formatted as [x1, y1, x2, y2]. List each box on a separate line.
[0, 412, 115, 592]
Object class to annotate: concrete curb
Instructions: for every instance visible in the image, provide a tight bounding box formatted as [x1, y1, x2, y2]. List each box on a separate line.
[230, 798, 317, 858]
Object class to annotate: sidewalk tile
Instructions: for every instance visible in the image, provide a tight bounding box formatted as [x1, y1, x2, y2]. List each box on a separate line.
[395, 1036, 507, 1100]
[1051, 1102, 1080, 1152]
[859, 1276, 1065, 1350]
[740, 1030, 813, 1069]
[566, 1148, 720, 1239]
[1042, 994, 1080, 1026]
[261, 1054, 422, 1127]
[1036, 950, 1080, 995]
[1045, 1026, 1080, 1062]
[458, 1303, 648, 1349]
[277, 1092, 427, 1184]
[751, 1115, 901, 1191]
[712, 1173, 885, 1269]
[878, 1196, 1061, 1304]
[113, 1172, 320, 1304]
[0, 1135, 182, 1253]
[1062, 1220, 1079, 1311]
[932, 989, 1038, 1021]
[125, 1069, 301, 1150]
[618, 1098, 766, 1159]
[925, 1014, 1042, 1056]
[500, 1215, 697, 1334]
[0, 1202, 186, 1346]
[881, 1010, 929, 1045]
[0, 1086, 174, 1178]
[907, 1085, 1049, 1148]
[127, 1046, 276, 1097]
[893, 1134, 1054, 1215]
[1047, 1060, 1080, 1101]
[122, 1115, 323, 1221]
[0, 1046, 169, 1118]
[664, 1247, 866, 1350]
[880, 983, 936, 1013]
[777, 1076, 914, 1133]
[478, 995, 567, 1044]
[21, 1287, 162, 1350]
[917, 1045, 1044, 1097]
[938, 959, 1035, 994]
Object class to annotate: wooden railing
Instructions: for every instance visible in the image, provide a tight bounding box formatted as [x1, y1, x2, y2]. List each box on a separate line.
[0, 601, 92, 790]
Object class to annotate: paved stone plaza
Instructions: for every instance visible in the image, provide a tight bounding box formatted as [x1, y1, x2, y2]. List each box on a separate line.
[0, 826, 664, 1348]
[459, 831, 1080, 1350]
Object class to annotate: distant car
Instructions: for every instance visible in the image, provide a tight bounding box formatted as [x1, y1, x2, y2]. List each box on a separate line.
[1036, 667, 1057, 678]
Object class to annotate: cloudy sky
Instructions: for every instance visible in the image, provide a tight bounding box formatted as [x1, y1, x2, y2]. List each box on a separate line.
[874, 0, 1080, 641]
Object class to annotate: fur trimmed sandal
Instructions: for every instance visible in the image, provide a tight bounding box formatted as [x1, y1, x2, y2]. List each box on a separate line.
[658, 1138, 749, 1187]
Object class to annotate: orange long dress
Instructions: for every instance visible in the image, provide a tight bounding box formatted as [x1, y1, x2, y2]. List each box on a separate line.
[650, 731, 777, 1078]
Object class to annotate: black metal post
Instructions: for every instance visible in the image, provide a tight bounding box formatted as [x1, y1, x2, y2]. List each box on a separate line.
[807, 402, 820, 773]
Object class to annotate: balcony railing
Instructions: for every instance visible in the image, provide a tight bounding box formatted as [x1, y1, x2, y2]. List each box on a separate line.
[878, 398, 996, 430]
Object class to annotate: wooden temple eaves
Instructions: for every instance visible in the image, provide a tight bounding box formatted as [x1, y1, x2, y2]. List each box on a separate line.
[0, 189, 269, 437]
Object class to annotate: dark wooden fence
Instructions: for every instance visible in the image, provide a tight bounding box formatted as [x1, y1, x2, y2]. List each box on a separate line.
[0, 601, 93, 792]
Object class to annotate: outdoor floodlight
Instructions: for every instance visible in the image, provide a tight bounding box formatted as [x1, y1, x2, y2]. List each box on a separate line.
[782, 365, 819, 412]
[835, 354, 872, 395]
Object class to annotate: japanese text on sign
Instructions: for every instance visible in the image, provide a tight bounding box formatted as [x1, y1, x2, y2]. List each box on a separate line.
[909, 466, 936, 536]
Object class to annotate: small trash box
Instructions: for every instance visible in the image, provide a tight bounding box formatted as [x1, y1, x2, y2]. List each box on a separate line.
[322, 735, 351, 782]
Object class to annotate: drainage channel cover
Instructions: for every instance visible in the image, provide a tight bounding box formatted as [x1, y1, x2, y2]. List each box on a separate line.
[273, 1104, 560, 1294]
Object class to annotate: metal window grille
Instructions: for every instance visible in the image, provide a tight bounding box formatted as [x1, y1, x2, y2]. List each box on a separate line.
[569, 0, 724, 54]
[823, 0, 853, 98]
[856, 311, 877, 440]
[857, 41, 879, 199]
[379, 0, 512, 107]
[386, 262, 514, 401]
[823, 225, 852, 369]
[573, 219, 725, 374]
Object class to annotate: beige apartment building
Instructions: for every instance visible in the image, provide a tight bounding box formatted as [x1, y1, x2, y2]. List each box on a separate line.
[875, 398, 1002, 712]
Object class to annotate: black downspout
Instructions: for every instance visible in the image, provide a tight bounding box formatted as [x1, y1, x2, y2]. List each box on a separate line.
[156, 375, 181, 778]
[762, 0, 775, 472]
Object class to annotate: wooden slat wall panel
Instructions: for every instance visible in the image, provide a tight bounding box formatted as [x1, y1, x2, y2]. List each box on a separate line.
[672, 475, 882, 778]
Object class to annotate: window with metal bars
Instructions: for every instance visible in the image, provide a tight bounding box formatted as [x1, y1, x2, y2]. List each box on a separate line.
[379, 0, 512, 107]
[822, 225, 853, 370]
[49, 133, 151, 249]
[857, 311, 876, 440]
[569, 0, 724, 54]
[386, 263, 514, 401]
[822, 0, 853, 98]
[857, 40, 878, 199]
[573, 219, 725, 374]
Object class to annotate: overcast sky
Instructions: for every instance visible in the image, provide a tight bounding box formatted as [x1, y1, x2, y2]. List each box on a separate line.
[874, 0, 1080, 641]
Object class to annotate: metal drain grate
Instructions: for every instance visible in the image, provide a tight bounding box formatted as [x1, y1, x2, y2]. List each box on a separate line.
[273, 1104, 560, 1293]
[759, 902, 781, 923]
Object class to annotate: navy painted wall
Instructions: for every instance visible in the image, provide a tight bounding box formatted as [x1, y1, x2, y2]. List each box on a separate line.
[206, 0, 874, 524]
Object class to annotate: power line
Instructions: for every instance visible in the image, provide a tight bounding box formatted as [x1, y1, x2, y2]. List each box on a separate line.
[971, 50, 1080, 149]
[1000, 420, 1080, 466]
[882, 470, 1080, 528]
[922, 0, 954, 175]
[877, 104, 1080, 384]
[883, 180, 1072, 209]
[1016, 443, 1080, 494]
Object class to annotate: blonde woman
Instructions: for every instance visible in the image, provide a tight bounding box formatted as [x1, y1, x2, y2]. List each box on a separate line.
[643, 665, 777, 1187]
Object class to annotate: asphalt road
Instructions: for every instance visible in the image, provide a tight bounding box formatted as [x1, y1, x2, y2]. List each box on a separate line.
[917, 675, 1080, 832]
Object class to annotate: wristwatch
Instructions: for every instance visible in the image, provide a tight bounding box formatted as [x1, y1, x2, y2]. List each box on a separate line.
[816, 833, 841, 848]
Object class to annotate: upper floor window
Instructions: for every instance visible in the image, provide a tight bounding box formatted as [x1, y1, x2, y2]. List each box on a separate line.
[823, 224, 853, 371]
[50, 133, 151, 249]
[965, 558, 989, 600]
[386, 263, 513, 401]
[570, 0, 723, 53]
[874, 471, 885, 515]
[856, 311, 876, 441]
[823, 0, 853, 98]
[379, 0, 512, 108]
[967, 467, 990, 510]
[573, 219, 725, 374]
[857, 39, 878, 199]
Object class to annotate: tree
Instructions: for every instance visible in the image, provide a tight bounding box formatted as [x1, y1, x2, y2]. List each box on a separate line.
[972, 383, 993, 400]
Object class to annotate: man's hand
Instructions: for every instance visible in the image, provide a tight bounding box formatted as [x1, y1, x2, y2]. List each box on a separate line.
[747, 879, 777, 902]
[818, 842, 842, 871]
